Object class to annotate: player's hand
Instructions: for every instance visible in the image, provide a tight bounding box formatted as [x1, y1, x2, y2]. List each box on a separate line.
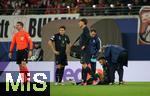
[28, 50, 32, 58]
[53, 50, 59, 55]
[9, 52, 12, 59]
[81, 46, 85, 50]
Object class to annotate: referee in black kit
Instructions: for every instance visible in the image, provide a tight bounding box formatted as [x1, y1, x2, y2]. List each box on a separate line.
[48, 26, 71, 85]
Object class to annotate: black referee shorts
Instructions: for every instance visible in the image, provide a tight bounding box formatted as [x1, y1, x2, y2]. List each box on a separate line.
[55, 54, 68, 66]
[16, 49, 28, 64]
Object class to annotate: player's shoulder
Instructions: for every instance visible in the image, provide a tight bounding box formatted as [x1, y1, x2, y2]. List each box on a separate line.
[12, 32, 18, 38]
[50, 33, 58, 40]
[13, 32, 18, 35]
[84, 26, 90, 31]
[64, 34, 69, 37]
[96, 36, 101, 41]
[53, 33, 59, 37]
[23, 30, 29, 34]
[16, 29, 28, 35]
[23, 31, 31, 37]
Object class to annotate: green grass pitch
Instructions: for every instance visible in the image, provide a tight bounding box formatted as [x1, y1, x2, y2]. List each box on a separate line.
[50, 82, 150, 96]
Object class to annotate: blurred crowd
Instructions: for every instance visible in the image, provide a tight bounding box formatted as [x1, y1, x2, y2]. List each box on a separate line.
[0, 0, 149, 16]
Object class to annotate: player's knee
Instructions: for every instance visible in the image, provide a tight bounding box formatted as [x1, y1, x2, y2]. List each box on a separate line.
[82, 64, 87, 68]
[57, 64, 61, 69]
[20, 62, 26, 67]
[21, 60, 26, 64]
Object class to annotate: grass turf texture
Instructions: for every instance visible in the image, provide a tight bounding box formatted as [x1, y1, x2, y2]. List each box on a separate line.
[50, 82, 150, 96]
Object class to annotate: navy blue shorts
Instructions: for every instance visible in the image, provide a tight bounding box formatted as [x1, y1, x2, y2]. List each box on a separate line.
[80, 53, 91, 64]
[55, 54, 68, 66]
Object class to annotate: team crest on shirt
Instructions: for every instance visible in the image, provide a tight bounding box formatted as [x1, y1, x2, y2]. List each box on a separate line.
[65, 37, 67, 41]
[20, 36, 24, 41]
[93, 40, 96, 43]
[59, 36, 61, 40]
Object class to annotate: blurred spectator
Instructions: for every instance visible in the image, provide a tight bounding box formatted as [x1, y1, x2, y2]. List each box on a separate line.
[104, 3, 110, 15]
[109, 4, 116, 15]
[120, 0, 133, 4]
[96, 0, 105, 15]
[45, 3, 57, 14]
[77, 0, 86, 16]
[28, 0, 40, 5]
[93, 0, 99, 5]
[131, 0, 141, 15]
[68, 3, 78, 14]
[6, 1, 14, 15]
[12, 3, 21, 15]
[30, 42, 43, 61]
[57, 2, 67, 14]
[0, 5, 2, 15]
[83, 0, 93, 16]
[21, 3, 29, 15]
[114, 1, 129, 15]
[141, 0, 150, 5]
[120, 3, 129, 15]
[0, 0, 8, 15]
[38, 1, 47, 14]
[0, 0, 149, 15]
[106, 0, 116, 4]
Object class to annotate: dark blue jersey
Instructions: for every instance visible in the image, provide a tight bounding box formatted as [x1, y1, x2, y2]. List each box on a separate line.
[79, 26, 90, 49]
[104, 44, 126, 64]
[88, 36, 101, 56]
[50, 33, 70, 54]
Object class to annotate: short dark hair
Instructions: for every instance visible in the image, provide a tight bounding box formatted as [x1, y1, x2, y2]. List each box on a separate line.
[90, 29, 97, 33]
[59, 26, 66, 30]
[80, 18, 88, 25]
[98, 57, 106, 61]
[17, 21, 24, 27]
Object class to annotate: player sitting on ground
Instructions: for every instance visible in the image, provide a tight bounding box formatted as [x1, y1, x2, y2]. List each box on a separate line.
[73, 68, 103, 85]
[71, 57, 111, 85]
[97, 57, 111, 85]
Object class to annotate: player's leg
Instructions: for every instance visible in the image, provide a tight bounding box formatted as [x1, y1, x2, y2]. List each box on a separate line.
[58, 54, 68, 85]
[117, 52, 127, 84]
[19, 62, 29, 83]
[55, 64, 61, 85]
[55, 64, 65, 85]
[90, 61, 99, 85]
[116, 58, 124, 84]
[17, 49, 29, 83]
[82, 63, 88, 85]
[80, 55, 86, 84]
[83, 56, 97, 85]
[58, 65, 65, 84]
[117, 65, 124, 84]
[55, 55, 61, 85]
[82, 63, 93, 85]
[87, 55, 98, 85]
[90, 62, 96, 74]
[80, 53, 92, 85]
[109, 64, 116, 85]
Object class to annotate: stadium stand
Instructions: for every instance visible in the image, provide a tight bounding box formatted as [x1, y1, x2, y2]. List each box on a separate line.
[0, 0, 149, 15]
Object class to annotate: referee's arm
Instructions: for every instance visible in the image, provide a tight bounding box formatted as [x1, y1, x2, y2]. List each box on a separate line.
[9, 34, 16, 59]
[26, 33, 33, 58]
[26, 33, 33, 50]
